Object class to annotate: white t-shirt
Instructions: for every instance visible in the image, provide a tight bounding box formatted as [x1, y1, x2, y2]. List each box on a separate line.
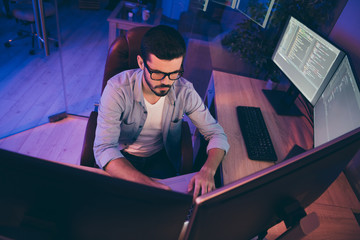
[125, 97, 165, 157]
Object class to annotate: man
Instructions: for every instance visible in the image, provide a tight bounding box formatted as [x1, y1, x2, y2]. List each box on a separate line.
[94, 25, 229, 199]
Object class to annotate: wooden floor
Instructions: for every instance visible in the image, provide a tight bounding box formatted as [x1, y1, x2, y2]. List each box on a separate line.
[1, 2, 359, 239]
[0, 115, 87, 164]
[0, 3, 107, 138]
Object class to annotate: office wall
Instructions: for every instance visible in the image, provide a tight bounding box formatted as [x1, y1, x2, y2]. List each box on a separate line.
[329, 0, 360, 79]
[329, 0, 360, 200]
[162, 0, 190, 20]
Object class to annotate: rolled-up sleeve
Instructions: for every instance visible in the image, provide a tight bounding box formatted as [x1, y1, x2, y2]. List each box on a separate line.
[93, 81, 125, 169]
[185, 86, 230, 154]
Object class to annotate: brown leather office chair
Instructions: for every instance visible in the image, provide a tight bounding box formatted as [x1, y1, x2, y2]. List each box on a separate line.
[80, 26, 194, 175]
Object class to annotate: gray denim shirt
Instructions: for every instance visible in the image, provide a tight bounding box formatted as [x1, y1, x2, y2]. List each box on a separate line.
[94, 69, 229, 173]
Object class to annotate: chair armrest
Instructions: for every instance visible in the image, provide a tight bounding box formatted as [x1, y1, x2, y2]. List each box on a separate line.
[80, 111, 99, 168]
[180, 120, 194, 174]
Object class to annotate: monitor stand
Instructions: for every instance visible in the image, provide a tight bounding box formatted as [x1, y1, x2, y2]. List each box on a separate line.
[272, 212, 319, 240]
[262, 84, 302, 116]
[257, 200, 320, 240]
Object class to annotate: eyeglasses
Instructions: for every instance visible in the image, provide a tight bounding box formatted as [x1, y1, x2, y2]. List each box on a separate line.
[144, 61, 183, 81]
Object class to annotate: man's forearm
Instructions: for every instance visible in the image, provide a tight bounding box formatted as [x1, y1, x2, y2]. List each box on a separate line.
[201, 148, 225, 176]
[105, 157, 170, 190]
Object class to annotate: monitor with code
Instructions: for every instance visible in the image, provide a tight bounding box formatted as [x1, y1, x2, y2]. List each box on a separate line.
[272, 16, 345, 106]
[314, 55, 360, 147]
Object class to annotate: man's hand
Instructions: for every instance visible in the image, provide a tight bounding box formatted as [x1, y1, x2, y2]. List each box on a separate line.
[187, 166, 216, 200]
[187, 148, 225, 200]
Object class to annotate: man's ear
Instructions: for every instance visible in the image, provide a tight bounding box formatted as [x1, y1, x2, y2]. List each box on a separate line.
[137, 55, 144, 69]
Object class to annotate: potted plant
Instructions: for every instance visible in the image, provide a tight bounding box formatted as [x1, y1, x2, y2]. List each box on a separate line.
[221, 0, 341, 84]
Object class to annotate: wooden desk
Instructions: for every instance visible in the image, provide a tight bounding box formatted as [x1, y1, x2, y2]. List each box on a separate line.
[207, 70, 360, 239]
[208, 70, 314, 185]
[107, 1, 162, 46]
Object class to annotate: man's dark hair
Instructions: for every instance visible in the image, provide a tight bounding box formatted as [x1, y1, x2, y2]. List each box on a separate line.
[140, 25, 186, 63]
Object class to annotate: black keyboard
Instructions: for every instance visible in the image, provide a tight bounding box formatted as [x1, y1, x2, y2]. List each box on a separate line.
[236, 106, 277, 162]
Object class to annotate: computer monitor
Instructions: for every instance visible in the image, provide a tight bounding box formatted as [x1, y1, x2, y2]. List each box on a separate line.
[183, 126, 360, 240]
[0, 149, 192, 240]
[264, 16, 345, 115]
[314, 55, 360, 147]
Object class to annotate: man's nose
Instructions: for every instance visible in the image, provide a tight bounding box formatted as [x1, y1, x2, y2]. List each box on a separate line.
[160, 76, 172, 84]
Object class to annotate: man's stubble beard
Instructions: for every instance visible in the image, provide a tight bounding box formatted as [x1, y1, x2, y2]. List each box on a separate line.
[143, 73, 171, 97]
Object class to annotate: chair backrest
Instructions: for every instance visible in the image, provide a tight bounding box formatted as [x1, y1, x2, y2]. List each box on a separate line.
[101, 26, 151, 93]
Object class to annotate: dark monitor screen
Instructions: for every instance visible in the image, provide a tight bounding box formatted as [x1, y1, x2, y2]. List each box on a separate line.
[183, 127, 360, 240]
[0, 149, 192, 240]
[314, 56, 360, 147]
[272, 16, 345, 106]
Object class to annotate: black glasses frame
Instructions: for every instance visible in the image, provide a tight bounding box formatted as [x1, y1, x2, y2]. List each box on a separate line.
[143, 61, 184, 81]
